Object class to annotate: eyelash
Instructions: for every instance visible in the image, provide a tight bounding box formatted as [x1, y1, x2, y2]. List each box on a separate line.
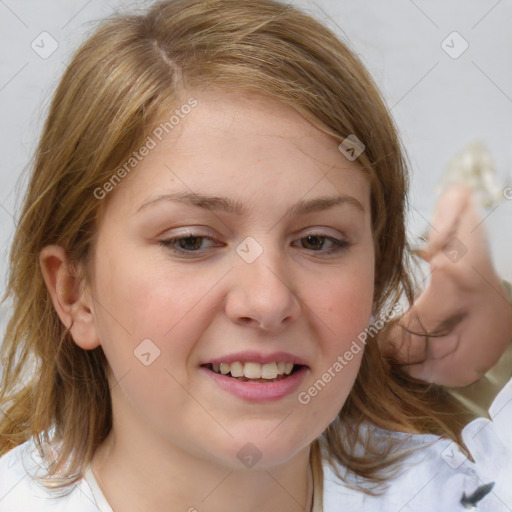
[159, 232, 351, 256]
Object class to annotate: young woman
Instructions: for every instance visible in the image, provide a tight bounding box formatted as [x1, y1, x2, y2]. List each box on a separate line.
[0, 1, 511, 510]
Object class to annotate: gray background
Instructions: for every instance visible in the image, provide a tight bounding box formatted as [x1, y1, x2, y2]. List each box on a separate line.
[0, 0, 511, 332]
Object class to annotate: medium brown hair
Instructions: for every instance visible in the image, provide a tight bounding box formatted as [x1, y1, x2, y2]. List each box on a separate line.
[0, 0, 471, 490]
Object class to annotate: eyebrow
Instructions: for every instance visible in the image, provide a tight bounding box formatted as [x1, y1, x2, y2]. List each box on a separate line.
[136, 191, 365, 216]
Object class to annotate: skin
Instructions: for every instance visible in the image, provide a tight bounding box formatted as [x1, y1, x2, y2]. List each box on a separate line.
[382, 184, 512, 386]
[40, 92, 375, 511]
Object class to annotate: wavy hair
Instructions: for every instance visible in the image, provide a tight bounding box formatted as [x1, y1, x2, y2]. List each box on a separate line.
[0, 0, 471, 491]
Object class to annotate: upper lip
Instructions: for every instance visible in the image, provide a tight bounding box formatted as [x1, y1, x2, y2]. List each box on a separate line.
[202, 351, 308, 366]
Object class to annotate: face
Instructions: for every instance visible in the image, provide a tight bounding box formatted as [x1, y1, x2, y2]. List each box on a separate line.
[87, 91, 375, 470]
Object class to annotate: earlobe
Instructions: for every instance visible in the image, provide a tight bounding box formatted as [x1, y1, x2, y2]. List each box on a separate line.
[39, 245, 101, 350]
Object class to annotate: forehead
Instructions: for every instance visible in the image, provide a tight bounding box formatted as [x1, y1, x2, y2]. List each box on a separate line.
[101, 91, 371, 219]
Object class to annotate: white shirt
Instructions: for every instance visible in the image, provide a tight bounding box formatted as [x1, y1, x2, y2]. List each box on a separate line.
[1, 377, 512, 511]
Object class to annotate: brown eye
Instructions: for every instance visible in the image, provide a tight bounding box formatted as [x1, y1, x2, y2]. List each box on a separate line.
[159, 234, 221, 255]
[295, 234, 350, 254]
[175, 236, 204, 251]
[301, 235, 328, 250]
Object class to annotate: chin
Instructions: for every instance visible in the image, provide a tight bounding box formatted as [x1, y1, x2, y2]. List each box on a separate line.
[210, 429, 312, 471]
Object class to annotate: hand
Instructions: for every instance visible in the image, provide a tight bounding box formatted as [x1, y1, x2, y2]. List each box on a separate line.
[382, 184, 512, 387]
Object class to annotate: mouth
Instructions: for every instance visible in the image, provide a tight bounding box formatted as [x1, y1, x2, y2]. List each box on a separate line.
[202, 361, 303, 383]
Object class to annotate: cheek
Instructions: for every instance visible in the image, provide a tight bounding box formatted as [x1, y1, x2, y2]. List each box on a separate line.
[296, 257, 374, 428]
[90, 254, 211, 428]
[90, 247, 220, 377]
[313, 256, 375, 346]
[324, 280, 373, 336]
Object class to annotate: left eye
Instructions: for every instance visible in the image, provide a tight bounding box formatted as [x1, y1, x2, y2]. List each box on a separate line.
[294, 234, 349, 253]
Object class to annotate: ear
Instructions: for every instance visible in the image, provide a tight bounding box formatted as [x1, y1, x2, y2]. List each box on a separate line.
[39, 245, 100, 350]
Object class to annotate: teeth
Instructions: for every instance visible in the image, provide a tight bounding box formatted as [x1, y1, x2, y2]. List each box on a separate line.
[261, 363, 278, 379]
[230, 361, 244, 378]
[210, 361, 296, 379]
[244, 362, 262, 379]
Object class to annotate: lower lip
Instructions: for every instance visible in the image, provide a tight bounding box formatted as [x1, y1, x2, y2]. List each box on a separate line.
[201, 366, 308, 402]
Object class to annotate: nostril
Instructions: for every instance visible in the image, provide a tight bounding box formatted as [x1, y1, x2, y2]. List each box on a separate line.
[238, 317, 268, 330]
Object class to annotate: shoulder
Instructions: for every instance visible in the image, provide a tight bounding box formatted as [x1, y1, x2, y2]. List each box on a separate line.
[322, 377, 512, 511]
[0, 438, 99, 512]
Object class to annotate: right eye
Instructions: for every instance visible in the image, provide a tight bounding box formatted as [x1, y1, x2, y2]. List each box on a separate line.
[159, 234, 222, 254]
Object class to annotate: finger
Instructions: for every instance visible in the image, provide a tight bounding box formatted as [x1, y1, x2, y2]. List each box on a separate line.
[380, 315, 429, 365]
[401, 362, 435, 383]
[426, 184, 472, 255]
[414, 246, 432, 262]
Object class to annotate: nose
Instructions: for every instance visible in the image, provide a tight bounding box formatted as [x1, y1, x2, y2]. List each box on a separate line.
[224, 245, 301, 333]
